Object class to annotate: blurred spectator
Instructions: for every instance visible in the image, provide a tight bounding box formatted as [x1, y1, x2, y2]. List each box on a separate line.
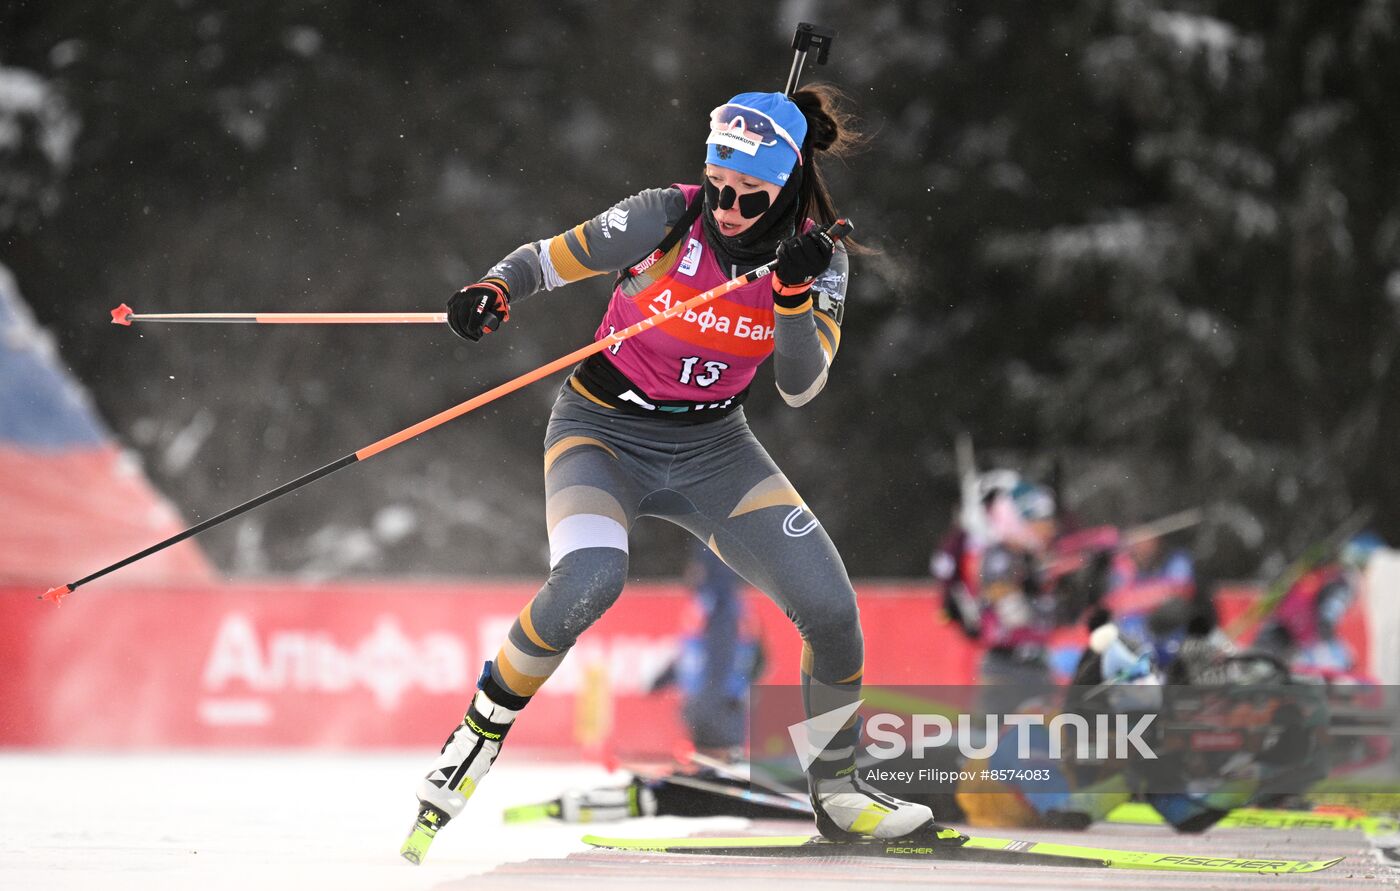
[930, 513, 982, 642]
[976, 478, 1059, 714]
[1254, 533, 1385, 674]
[650, 543, 764, 760]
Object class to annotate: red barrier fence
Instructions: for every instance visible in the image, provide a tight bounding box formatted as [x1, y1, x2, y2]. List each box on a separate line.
[0, 580, 973, 756]
[0, 580, 1364, 756]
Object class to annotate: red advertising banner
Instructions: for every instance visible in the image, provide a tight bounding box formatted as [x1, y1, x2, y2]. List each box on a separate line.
[0, 580, 1365, 755]
[0, 580, 972, 756]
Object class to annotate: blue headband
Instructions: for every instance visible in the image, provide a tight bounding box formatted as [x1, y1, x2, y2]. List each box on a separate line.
[704, 91, 807, 185]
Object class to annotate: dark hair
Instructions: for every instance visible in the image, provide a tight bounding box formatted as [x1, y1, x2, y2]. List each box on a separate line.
[791, 84, 867, 235]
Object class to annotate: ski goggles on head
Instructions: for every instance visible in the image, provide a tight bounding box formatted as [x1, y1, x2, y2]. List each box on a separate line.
[706, 103, 805, 165]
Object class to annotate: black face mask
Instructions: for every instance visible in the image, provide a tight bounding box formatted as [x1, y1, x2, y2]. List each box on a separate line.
[700, 163, 803, 266]
[702, 179, 772, 219]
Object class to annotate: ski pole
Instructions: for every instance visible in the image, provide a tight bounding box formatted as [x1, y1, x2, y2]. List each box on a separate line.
[110, 303, 446, 326]
[1224, 505, 1374, 640]
[43, 221, 852, 605]
[1045, 508, 1206, 580]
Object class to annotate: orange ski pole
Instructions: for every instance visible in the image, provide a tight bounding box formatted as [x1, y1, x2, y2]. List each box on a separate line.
[43, 221, 852, 605]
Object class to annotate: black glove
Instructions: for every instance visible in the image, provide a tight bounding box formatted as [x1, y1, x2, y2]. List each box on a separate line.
[772, 228, 835, 308]
[446, 280, 510, 342]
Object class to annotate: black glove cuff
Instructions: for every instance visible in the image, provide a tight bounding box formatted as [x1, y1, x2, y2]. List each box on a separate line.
[772, 282, 814, 310]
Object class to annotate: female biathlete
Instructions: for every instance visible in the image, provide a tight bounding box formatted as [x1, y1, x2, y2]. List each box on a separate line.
[402, 87, 937, 861]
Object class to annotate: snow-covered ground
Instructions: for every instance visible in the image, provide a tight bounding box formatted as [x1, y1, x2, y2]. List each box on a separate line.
[0, 752, 745, 891]
[1, 752, 1387, 890]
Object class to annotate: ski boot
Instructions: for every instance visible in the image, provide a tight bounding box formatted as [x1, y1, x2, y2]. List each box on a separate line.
[809, 762, 953, 842]
[401, 667, 527, 864]
[800, 699, 956, 844]
[502, 781, 656, 825]
[558, 777, 658, 823]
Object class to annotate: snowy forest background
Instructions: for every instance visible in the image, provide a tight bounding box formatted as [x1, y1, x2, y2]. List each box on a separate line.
[3, 1, 1398, 584]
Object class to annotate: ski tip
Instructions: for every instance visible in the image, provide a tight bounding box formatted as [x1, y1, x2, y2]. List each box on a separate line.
[400, 804, 446, 865]
[1230, 855, 1348, 874]
[582, 835, 671, 853]
[502, 801, 559, 824]
[399, 823, 434, 865]
[583, 834, 658, 850]
[1254, 856, 1346, 873]
[1130, 853, 1349, 874]
[110, 303, 134, 326]
[39, 584, 72, 606]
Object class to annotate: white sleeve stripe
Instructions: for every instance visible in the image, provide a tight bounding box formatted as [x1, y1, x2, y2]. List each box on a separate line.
[536, 239, 567, 291]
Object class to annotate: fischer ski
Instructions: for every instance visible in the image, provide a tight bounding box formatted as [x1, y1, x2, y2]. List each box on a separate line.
[582, 833, 1345, 874]
[587, 831, 1102, 869]
[1107, 801, 1400, 835]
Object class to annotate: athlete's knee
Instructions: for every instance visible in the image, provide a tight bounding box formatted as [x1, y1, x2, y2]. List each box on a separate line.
[794, 585, 861, 641]
[537, 547, 629, 642]
[548, 546, 628, 597]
